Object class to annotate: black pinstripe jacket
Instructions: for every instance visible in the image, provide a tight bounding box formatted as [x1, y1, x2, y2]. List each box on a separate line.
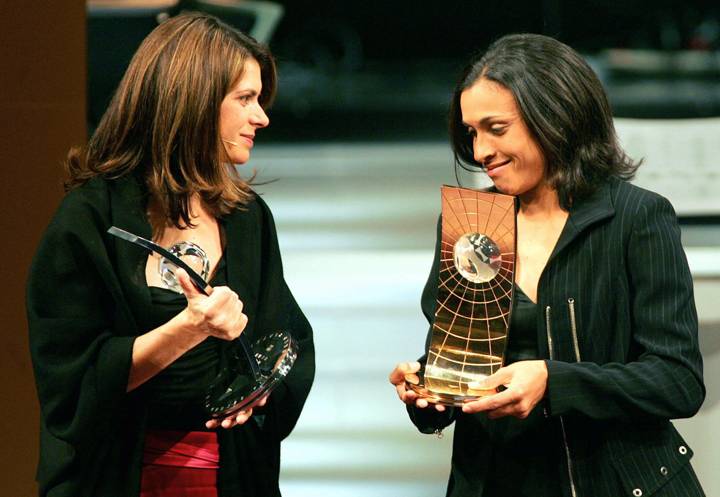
[409, 177, 706, 497]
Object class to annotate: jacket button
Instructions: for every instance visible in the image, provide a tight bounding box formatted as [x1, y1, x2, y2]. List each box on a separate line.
[678, 445, 688, 455]
[660, 466, 669, 476]
[633, 489, 643, 497]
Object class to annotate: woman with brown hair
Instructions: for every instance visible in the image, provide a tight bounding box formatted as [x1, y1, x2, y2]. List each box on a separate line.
[27, 12, 314, 497]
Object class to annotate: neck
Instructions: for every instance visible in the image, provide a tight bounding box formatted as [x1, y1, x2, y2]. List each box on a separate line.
[518, 183, 565, 218]
[148, 194, 214, 238]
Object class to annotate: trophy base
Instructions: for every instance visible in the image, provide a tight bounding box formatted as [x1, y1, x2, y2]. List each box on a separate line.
[406, 371, 497, 407]
[205, 330, 298, 418]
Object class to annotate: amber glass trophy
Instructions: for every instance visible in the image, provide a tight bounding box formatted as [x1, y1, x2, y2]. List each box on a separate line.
[107, 226, 297, 418]
[407, 186, 516, 406]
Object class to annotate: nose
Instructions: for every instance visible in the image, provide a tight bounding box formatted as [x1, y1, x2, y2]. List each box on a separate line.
[472, 135, 496, 167]
[251, 104, 270, 129]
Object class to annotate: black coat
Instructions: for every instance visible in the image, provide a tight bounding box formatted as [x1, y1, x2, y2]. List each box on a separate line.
[410, 177, 705, 497]
[27, 174, 315, 497]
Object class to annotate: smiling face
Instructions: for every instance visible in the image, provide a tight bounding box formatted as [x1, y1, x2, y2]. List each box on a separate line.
[219, 58, 270, 165]
[460, 78, 546, 199]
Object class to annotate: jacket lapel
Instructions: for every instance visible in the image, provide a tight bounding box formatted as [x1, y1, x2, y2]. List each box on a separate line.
[548, 180, 616, 265]
[222, 201, 260, 337]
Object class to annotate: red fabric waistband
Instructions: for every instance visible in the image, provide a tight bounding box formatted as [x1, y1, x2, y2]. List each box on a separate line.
[143, 430, 220, 469]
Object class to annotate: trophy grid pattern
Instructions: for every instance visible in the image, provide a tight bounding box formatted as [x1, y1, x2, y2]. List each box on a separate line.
[424, 187, 515, 396]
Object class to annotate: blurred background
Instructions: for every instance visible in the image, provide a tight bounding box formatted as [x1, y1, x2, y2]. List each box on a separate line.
[2, 0, 718, 495]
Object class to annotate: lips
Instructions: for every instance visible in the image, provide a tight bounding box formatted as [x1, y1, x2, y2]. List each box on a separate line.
[240, 134, 255, 147]
[485, 159, 511, 177]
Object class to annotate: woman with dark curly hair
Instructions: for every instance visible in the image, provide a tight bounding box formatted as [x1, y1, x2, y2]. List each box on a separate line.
[390, 33, 705, 497]
[27, 12, 314, 497]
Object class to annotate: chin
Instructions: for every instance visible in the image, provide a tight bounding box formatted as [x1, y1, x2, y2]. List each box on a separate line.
[231, 154, 250, 165]
[490, 180, 514, 196]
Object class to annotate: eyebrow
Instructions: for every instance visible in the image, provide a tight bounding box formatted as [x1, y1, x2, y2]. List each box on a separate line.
[234, 88, 260, 96]
[462, 115, 513, 127]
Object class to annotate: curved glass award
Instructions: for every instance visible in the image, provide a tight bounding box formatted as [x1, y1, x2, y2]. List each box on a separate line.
[107, 226, 297, 418]
[407, 186, 516, 406]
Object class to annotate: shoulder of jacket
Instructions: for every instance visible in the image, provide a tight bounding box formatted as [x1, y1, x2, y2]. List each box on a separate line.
[56, 177, 110, 217]
[46, 177, 124, 242]
[245, 190, 276, 222]
[608, 177, 673, 215]
[60, 176, 111, 209]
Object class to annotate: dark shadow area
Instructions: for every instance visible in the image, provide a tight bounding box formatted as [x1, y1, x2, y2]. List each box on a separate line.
[87, 0, 720, 142]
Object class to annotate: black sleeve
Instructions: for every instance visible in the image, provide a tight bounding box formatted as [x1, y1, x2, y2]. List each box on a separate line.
[546, 194, 705, 420]
[27, 190, 135, 447]
[254, 199, 315, 441]
[407, 215, 457, 432]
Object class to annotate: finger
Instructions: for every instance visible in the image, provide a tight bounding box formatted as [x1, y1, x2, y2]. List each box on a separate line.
[256, 395, 269, 407]
[405, 361, 421, 373]
[221, 414, 241, 429]
[434, 403, 446, 412]
[461, 389, 517, 414]
[400, 386, 417, 403]
[176, 268, 202, 299]
[235, 313, 248, 335]
[221, 313, 247, 341]
[224, 409, 252, 428]
[205, 418, 219, 429]
[404, 373, 420, 385]
[468, 368, 511, 391]
[487, 402, 525, 420]
[389, 361, 421, 384]
[237, 408, 253, 423]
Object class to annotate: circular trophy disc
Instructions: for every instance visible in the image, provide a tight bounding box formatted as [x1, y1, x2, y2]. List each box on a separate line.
[158, 241, 210, 293]
[205, 330, 298, 418]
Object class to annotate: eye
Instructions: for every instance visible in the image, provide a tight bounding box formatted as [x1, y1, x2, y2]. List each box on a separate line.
[237, 94, 252, 105]
[489, 125, 507, 136]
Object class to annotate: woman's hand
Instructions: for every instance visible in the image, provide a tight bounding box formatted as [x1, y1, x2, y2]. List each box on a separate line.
[176, 268, 248, 341]
[389, 362, 446, 412]
[205, 395, 269, 430]
[461, 360, 548, 419]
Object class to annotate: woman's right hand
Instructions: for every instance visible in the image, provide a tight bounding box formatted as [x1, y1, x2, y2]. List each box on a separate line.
[176, 268, 248, 341]
[389, 361, 445, 411]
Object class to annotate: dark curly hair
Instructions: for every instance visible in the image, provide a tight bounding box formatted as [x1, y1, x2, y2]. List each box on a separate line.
[449, 33, 640, 209]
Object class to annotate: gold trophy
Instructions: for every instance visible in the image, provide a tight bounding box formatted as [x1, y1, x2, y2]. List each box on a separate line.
[408, 186, 516, 405]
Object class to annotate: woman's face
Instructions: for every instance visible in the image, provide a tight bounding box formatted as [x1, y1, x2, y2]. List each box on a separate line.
[460, 78, 546, 198]
[219, 58, 269, 165]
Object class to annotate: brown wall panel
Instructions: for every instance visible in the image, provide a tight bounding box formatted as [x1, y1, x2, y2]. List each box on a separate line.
[0, 1, 86, 495]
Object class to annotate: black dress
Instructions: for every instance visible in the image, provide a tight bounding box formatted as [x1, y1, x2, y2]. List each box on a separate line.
[481, 286, 563, 497]
[141, 256, 228, 432]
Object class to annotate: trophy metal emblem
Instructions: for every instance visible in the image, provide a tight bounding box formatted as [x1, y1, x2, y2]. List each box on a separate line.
[408, 186, 516, 406]
[107, 226, 297, 417]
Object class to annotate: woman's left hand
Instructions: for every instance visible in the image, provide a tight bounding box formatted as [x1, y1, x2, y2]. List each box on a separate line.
[461, 360, 548, 419]
[205, 395, 269, 429]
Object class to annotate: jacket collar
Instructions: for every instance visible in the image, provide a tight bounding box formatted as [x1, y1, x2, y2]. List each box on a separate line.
[548, 179, 616, 263]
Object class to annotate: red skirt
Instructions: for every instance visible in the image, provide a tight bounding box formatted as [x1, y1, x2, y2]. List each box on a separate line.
[140, 430, 220, 497]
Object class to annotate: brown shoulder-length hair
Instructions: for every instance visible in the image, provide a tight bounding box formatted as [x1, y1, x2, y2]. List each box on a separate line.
[449, 33, 640, 209]
[66, 12, 277, 228]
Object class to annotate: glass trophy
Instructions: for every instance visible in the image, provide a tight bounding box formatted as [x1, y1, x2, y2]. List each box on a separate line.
[107, 226, 297, 418]
[407, 186, 516, 406]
